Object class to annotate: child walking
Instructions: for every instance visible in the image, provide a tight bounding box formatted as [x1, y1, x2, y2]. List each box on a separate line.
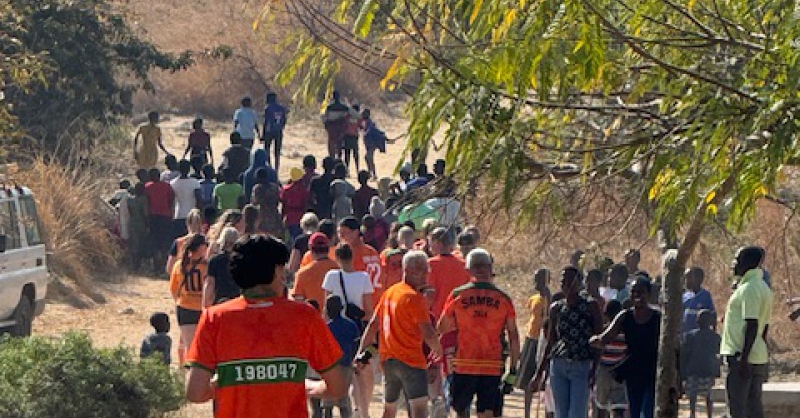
[323, 295, 359, 418]
[140, 312, 172, 365]
[681, 309, 721, 418]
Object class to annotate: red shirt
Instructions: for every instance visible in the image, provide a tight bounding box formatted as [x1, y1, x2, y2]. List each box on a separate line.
[187, 296, 343, 418]
[280, 182, 311, 225]
[145, 180, 175, 218]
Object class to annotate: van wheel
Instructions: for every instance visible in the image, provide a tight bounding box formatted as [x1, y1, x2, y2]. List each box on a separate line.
[10, 296, 33, 337]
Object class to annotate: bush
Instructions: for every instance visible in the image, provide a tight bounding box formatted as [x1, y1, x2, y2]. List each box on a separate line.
[0, 333, 184, 418]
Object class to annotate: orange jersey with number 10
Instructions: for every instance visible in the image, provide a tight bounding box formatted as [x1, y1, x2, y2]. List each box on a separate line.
[441, 281, 516, 376]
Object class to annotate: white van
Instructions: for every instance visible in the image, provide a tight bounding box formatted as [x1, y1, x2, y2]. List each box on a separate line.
[0, 185, 48, 336]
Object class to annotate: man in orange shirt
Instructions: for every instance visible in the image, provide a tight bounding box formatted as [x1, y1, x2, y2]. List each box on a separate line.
[356, 250, 443, 418]
[427, 227, 472, 319]
[292, 233, 339, 310]
[185, 235, 348, 418]
[438, 248, 520, 418]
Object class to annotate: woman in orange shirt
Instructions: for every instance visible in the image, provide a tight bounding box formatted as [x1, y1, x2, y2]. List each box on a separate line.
[170, 233, 209, 361]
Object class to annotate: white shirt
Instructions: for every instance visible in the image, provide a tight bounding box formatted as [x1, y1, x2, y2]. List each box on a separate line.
[117, 194, 130, 240]
[322, 269, 373, 310]
[170, 177, 201, 219]
[161, 170, 180, 183]
[234, 107, 259, 139]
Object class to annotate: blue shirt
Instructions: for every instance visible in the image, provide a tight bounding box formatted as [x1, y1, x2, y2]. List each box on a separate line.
[328, 315, 360, 366]
[264, 103, 287, 133]
[682, 288, 715, 334]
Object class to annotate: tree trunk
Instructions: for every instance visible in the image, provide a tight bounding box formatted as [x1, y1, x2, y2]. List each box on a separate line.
[655, 175, 735, 417]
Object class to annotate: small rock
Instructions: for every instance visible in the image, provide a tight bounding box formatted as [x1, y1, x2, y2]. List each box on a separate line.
[120, 307, 135, 315]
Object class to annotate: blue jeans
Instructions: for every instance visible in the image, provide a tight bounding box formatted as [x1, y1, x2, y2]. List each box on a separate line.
[626, 378, 655, 418]
[550, 357, 592, 418]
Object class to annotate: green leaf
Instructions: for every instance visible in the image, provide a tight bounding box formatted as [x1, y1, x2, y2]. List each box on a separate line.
[354, 0, 379, 38]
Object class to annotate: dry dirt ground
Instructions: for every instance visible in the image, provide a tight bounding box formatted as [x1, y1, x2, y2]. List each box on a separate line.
[32, 114, 755, 417]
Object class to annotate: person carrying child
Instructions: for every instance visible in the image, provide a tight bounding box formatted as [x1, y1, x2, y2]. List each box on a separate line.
[681, 309, 721, 418]
[140, 312, 172, 365]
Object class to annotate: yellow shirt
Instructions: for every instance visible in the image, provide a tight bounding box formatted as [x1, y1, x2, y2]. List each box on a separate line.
[525, 293, 548, 339]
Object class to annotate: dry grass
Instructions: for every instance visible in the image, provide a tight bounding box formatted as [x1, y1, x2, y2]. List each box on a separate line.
[125, 0, 390, 118]
[15, 154, 123, 304]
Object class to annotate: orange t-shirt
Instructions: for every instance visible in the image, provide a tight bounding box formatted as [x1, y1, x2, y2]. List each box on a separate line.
[428, 254, 471, 319]
[170, 259, 208, 311]
[300, 242, 381, 296]
[441, 281, 516, 376]
[292, 258, 339, 309]
[373, 248, 406, 308]
[376, 282, 431, 369]
[186, 296, 343, 418]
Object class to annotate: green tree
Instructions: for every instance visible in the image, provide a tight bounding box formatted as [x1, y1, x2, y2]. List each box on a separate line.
[268, 0, 800, 416]
[2, 0, 193, 150]
[0, 0, 47, 149]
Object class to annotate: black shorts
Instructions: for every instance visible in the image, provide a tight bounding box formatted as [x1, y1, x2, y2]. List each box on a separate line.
[450, 373, 501, 414]
[383, 359, 428, 403]
[176, 306, 201, 325]
[342, 134, 359, 150]
[263, 131, 283, 147]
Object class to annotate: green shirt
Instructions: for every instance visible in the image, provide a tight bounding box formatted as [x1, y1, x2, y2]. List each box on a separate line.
[720, 268, 773, 364]
[213, 183, 244, 211]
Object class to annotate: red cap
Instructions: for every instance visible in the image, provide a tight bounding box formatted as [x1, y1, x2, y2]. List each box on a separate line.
[309, 232, 330, 249]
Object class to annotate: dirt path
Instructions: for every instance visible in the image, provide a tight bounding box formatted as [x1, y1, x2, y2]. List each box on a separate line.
[154, 107, 433, 183]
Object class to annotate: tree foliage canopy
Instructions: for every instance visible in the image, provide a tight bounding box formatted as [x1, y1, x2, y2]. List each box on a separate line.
[270, 1, 800, 416]
[270, 0, 800, 235]
[1, 0, 194, 150]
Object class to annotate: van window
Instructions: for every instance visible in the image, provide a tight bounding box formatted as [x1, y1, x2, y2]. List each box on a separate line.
[19, 196, 44, 246]
[0, 200, 22, 250]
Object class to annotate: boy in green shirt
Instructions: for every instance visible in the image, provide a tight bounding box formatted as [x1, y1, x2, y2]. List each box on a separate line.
[213, 168, 245, 211]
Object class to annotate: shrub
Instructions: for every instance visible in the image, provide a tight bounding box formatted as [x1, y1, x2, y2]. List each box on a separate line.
[0, 333, 184, 418]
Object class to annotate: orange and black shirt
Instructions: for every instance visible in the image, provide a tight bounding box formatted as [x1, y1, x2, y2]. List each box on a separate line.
[441, 281, 516, 376]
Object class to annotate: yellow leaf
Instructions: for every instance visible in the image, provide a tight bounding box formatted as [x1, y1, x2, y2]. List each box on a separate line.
[470, 0, 484, 25]
[381, 54, 406, 90]
[688, 0, 697, 11]
[706, 204, 718, 216]
[705, 190, 716, 203]
[754, 185, 768, 198]
[648, 184, 659, 201]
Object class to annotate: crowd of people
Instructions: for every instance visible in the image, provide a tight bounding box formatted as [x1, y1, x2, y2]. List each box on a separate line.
[124, 93, 775, 418]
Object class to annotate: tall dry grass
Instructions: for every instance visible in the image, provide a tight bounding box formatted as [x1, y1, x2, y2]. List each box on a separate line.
[15, 155, 122, 303]
[127, 0, 390, 118]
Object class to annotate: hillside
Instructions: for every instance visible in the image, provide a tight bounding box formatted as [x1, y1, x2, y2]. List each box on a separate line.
[124, 0, 390, 118]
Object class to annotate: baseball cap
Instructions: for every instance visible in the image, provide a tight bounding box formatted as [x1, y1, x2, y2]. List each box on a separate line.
[290, 167, 304, 182]
[309, 232, 330, 249]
